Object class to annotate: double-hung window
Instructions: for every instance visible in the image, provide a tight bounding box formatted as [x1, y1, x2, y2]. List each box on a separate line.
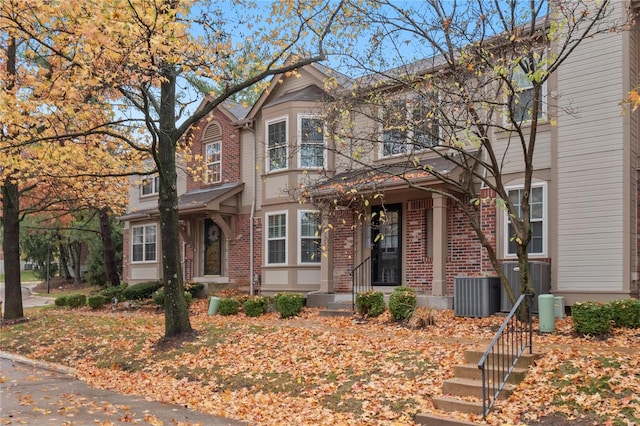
[267, 212, 287, 264]
[299, 115, 325, 168]
[512, 65, 545, 123]
[299, 211, 321, 263]
[505, 184, 546, 256]
[141, 176, 159, 196]
[132, 224, 157, 262]
[382, 97, 439, 157]
[267, 118, 287, 171]
[205, 141, 221, 184]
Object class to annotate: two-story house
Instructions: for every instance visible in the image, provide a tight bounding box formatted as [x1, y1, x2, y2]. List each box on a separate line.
[121, 2, 638, 309]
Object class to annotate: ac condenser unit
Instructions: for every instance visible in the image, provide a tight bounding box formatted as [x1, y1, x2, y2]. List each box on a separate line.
[454, 276, 501, 317]
[500, 261, 551, 313]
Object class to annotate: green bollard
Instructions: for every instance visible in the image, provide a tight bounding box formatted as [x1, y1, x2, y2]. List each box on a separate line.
[538, 294, 555, 333]
[208, 296, 220, 315]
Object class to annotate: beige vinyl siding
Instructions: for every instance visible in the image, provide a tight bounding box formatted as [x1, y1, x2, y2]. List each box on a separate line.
[493, 127, 552, 175]
[240, 129, 259, 209]
[555, 19, 626, 292]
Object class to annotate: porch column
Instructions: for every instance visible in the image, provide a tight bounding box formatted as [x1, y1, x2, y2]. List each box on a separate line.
[319, 208, 334, 293]
[432, 193, 448, 296]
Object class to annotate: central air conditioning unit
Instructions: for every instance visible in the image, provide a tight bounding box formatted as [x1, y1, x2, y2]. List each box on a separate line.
[454, 276, 501, 317]
[500, 261, 551, 313]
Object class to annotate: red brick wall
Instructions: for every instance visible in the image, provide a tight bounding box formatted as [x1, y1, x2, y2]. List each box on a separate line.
[332, 209, 356, 292]
[405, 200, 431, 292]
[185, 109, 241, 191]
[229, 213, 253, 286]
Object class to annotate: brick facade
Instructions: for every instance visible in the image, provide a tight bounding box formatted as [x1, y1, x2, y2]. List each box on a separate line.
[332, 209, 356, 292]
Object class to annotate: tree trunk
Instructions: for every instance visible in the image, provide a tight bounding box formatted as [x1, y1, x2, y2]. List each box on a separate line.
[98, 207, 120, 287]
[2, 178, 24, 320]
[57, 233, 72, 279]
[158, 64, 191, 337]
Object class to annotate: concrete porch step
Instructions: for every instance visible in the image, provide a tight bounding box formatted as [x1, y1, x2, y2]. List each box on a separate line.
[464, 348, 542, 368]
[442, 377, 515, 400]
[430, 396, 484, 415]
[453, 363, 529, 384]
[319, 308, 354, 317]
[414, 412, 479, 425]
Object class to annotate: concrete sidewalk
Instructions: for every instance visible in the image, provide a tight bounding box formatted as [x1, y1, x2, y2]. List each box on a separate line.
[0, 353, 246, 425]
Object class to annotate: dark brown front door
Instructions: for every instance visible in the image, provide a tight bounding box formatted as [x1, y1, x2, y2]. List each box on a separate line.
[204, 219, 221, 275]
[371, 204, 402, 286]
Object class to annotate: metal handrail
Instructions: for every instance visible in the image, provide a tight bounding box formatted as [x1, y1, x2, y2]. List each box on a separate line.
[477, 294, 533, 419]
[351, 256, 372, 309]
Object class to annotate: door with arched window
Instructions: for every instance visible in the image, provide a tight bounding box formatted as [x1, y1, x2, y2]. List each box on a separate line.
[204, 218, 222, 275]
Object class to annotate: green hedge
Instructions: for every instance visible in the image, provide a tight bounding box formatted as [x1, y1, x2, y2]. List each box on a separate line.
[122, 281, 162, 301]
[388, 286, 416, 321]
[184, 282, 205, 298]
[609, 298, 640, 329]
[99, 284, 128, 302]
[275, 293, 304, 319]
[54, 296, 68, 307]
[572, 302, 612, 336]
[153, 288, 193, 306]
[87, 295, 107, 309]
[243, 296, 269, 317]
[67, 294, 87, 308]
[219, 298, 241, 316]
[355, 290, 385, 318]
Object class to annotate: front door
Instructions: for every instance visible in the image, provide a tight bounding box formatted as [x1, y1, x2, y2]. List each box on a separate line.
[371, 204, 402, 286]
[204, 218, 222, 275]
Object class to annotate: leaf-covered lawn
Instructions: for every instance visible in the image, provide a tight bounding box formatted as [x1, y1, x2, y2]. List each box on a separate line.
[1, 300, 638, 425]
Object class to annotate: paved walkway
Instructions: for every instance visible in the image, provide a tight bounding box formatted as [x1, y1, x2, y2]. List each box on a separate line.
[0, 354, 246, 425]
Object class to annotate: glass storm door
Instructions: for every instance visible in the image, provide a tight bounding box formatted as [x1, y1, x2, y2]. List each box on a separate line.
[371, 204, 402, 286]
[204, 219, 222, 275]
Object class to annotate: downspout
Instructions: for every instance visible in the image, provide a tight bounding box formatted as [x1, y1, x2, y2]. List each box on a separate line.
[249, 122, 257, 296]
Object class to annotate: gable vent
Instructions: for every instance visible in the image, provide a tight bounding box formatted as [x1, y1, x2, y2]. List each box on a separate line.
[203, 123, 221, 142]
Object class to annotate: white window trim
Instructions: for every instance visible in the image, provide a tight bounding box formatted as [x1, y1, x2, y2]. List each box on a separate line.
[140, 175, 159, 197]
[297, 114, 326, 169]
[379, 97, 439, 159]
[205, 141, 222, 184]
[131, 224, 157, 263]
[503, 182, 547, 258]
[265, 116, 288, 172]
[509, 66, 548, 125]
[298, 210, 321, 264]
[266, 211, 288, 265]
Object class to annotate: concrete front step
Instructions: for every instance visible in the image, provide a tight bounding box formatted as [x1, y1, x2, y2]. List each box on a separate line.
[442, 377, 515, 400]
[453, 363, 528, 384]
[464, 348, 542, 368]
[319, 309, 354, 317]
[431, 396, 484, 416]
[414, 412, 479, 426]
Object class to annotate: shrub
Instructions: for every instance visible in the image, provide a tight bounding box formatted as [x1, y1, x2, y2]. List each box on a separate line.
[183, 291, 193, 305]
[87, 295, 107, 309]
[243, 296, 269, 317]
[388, 286, 417, 321]
[99, 284, 128, 303]
[572, 302, 612, 336]
[219, 298, 241, 316]
[609, 299, 640, 329]
[275, 293, 305, 319]
[184, 282, 205, 298]
[355, 291, 385, 318]
[122, 281, 162, 301]
[67, 294, 87, 308]
[54, 296, 68, 307]
[152, 288, 165, 306]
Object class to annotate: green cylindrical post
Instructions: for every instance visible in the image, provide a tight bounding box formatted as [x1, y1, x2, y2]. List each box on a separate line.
[538, 294, 555, 333]
[208, 296, 220, 315]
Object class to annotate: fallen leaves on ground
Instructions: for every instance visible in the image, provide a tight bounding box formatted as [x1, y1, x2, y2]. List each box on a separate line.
[1, 301, 638, 425]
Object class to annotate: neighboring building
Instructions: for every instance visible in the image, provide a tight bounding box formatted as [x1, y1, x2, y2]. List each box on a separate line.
[121, 4, 639, 307]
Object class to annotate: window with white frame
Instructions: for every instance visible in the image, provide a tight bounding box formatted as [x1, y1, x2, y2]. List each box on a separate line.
[299, 211, 321, 263]
[141, 176, 159, 196]
[132, 224, 157, 262]
[205, 141, 221, 184]
[267, 212, 287, 264]
[298, 115, 325, 168]
[382, 97, 439, 157]
[511, 65, 545, 123]
[267, 118, 287, 171]
[505, 184, 546, 256]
